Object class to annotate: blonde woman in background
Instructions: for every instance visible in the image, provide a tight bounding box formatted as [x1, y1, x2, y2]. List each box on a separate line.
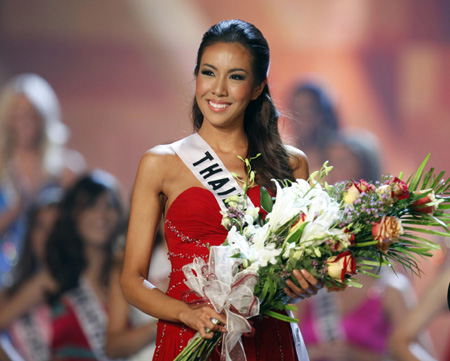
[0, 73, 85, 287]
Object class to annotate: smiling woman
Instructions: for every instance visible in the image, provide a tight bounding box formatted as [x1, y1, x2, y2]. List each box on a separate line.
[120, 19, 316, 361]
[195, 42, 264, 130]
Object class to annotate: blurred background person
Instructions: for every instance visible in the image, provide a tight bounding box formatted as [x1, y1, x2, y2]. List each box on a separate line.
[288, 78, 340, 172]
[106, 220, 170, 360]
[0, 170, 123, 361]
[322, 128, 381, 184]
[296, 128, 434, 361]
[0, 187, 62, 361]
[0, 73, 85, 288]
[390, 250, 450, 361]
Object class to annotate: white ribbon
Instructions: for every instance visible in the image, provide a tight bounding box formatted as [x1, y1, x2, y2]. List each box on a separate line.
[182, 246, 260, 361]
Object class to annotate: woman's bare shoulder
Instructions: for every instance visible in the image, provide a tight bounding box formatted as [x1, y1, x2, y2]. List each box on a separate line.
[284, 144, 309, 180]
[138, 144, 177, 171]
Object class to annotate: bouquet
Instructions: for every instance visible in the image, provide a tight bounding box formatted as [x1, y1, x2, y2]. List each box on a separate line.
[174, 154, 450, 361]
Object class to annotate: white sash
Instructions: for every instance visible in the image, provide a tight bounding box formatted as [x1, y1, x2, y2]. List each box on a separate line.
[9, 306, 50, 361]
[170, 133, 254, 212]
[66, 279, 119, 361]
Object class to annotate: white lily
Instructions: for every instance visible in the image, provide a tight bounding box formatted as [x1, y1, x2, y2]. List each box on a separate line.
[300, 190, 342, 244]
[250, 223, 270, 249]
[266, 180, 308, 231]
[244, 205, 260, 225]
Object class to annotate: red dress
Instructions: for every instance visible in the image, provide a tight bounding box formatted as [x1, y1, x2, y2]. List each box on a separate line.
[50, 299, 96, 361]
[153, 186, 305, 361]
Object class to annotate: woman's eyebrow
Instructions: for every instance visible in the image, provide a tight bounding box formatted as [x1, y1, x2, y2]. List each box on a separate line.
[202, 63, 248, 74]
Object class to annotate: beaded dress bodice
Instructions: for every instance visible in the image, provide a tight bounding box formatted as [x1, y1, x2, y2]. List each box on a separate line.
[164, 187, 228, 302]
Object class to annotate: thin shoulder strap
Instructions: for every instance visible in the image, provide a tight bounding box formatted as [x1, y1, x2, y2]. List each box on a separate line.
[170, 133, 254, 212]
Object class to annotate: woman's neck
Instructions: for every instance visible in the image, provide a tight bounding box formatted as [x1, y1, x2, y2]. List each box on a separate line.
[197, 124, 248, 155]
[83, 244, 108, 287]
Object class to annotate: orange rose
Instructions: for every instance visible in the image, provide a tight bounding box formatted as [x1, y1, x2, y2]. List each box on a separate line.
[371, 216, 404, 253]
[327, 251, 357, 282]
[412, 189, 437, 215]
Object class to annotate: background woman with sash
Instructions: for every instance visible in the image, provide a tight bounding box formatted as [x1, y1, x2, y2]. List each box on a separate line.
[0, 170, 124, 361]
[121, 19, 329, 360]
[0, 187, 62, 361]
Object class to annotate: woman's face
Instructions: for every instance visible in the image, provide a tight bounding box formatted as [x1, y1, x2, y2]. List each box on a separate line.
[31, 205, 60, 263]
[8, 94, 43, 149]
[76, 192, 120, 247]
[195, 42, 264, 130]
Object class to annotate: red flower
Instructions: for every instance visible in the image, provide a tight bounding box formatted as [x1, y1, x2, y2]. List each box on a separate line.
[388, 177, 410, 200]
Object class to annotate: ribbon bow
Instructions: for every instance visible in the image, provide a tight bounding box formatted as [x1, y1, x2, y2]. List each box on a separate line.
[183, 246, 260, 361]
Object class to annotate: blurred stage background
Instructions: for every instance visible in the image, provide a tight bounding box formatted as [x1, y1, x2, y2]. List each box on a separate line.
[1, 0, 449, 357]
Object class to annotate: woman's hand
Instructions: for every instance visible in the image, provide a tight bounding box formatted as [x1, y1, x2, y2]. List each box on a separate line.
[284, 269, 323, 303]
[179, 304, 227, 339]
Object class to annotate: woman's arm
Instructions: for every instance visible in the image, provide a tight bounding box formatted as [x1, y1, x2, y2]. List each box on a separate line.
[389, 269, 450, 361]
[106, 262, 156, 359]
[120, 149, 227, 340]
[0, 270, 56, 330]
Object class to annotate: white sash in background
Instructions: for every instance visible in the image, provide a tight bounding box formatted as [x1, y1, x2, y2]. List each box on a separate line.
[66, 279, 120, 361]
[9, 306, 50, 361]
[170, 133, 254, 212]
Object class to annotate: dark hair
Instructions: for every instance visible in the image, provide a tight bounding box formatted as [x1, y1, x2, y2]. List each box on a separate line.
[46, 170, 124, 302]
[290, 81, 339, 146]
[192, 19, 295, 191]
[7, 187, 63, 296]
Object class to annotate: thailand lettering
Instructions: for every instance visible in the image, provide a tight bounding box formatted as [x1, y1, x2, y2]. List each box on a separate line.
[192, 151, 237, 197]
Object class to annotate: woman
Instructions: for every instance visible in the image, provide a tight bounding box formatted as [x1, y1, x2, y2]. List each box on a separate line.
[0, 74, 85, 287]
[288, 79, 339, 172]
[0, 170, 123, 360]
[121, 19, 322, 360]
[45, 170, 123, 360]
[0, 187, 62, 361]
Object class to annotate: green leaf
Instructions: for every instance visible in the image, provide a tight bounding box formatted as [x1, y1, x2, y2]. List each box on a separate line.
[421, 168, 434, 190]
[408, 154, 431, 192]
[263, 310, 299, 323]
[260, 186, 273, 213]
[403, 226, 450, 237]
[284, 220, 308, 243]
[430, 171, 445, 189]
[354, 240, 378, 247]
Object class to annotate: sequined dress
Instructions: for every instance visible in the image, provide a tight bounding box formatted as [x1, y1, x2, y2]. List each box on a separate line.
[153, 186, 308, 361]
